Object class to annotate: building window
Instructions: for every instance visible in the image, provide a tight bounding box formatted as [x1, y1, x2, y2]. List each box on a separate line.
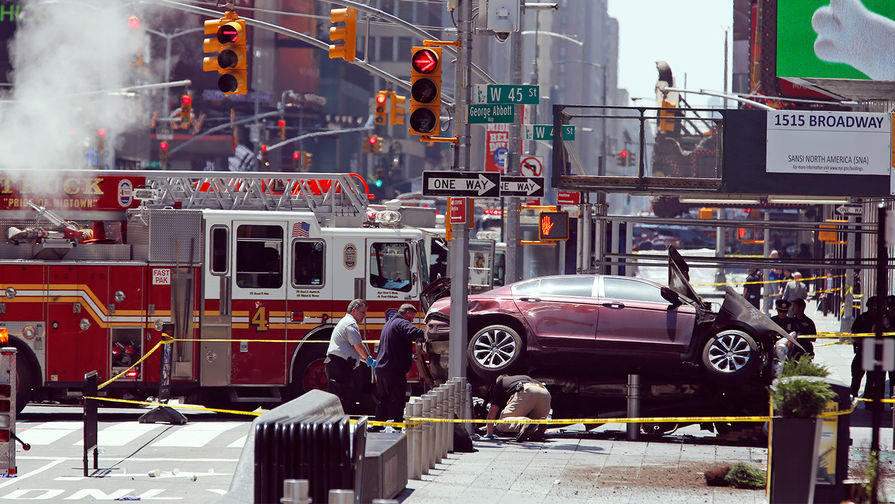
[235, 225, 283, 289]
[398, 37, 412, 60]
[379, 36, 394, 61]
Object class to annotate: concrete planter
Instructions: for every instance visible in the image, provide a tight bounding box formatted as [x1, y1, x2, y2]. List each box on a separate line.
[770, 417, 822, 504]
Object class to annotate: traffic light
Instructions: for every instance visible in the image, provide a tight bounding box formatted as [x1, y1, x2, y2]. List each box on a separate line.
[292, 150, 300, 171]
[538, 211, 570, 241]
[374, 167, 384, 188]
[328, 8, 357, 62]
[366, 135, 382, 154]
[203, 11, 247, 95]
[627, 151, 636, 167]
[260, 144, 269, 164]
[159, 141, 168, 161]
[278, 119, 286, 141]
[96, 129, 106, 153]
[617, 149, 629, 164]
[180, 94, 192, 126]
[374, 91, 388, 125]
[408, 46, 441, 136]
[389, 91, 406, 125]
[302, 152, 312, 171]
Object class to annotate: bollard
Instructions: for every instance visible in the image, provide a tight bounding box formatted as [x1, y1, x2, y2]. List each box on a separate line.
[431, 389, 443, 464]
[464, 380, 473, 435]
[371, 500, 399, 504]
[403, 399, 415, 481]
[426, 392, 439, 468]
[327, 489, 354, 504]
[281, 479, 311, 504]
[410, 398, 423, 479]
[421, 394, 433, 473]
[437, 386, 448, 459]
[446, 380, 456, 453]
[626, 373, 640, 441]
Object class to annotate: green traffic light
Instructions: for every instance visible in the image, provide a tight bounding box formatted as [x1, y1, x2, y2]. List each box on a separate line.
[374, 179, 383, 187]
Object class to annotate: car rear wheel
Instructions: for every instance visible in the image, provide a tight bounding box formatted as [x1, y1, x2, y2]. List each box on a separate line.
[700, 329, 759, 381]
[467, 324, 524, 379]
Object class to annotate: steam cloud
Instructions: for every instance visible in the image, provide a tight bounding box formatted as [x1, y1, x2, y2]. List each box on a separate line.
[0, 0, 150, 170]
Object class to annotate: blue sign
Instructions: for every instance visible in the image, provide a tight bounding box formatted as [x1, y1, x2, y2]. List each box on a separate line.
[385, 308, 398, 322]
[494, 147, 508, 170]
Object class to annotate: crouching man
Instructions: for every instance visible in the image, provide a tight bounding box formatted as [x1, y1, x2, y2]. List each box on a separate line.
[484, 374, 551, 442]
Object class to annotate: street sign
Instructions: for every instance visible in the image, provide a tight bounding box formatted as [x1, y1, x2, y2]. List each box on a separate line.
[524, 124, 576, 141]
[449, 197, 467, 224]
[556, 191, 580, 206]
[835, 204, 862, 216]
[423, 170, 500, 197]
[486, 84, 539, 104]
[538, 211, 570, 241]
[468, 104, 515, 124]
[500, 176, 544, 197]
[520, 156, 543, 177]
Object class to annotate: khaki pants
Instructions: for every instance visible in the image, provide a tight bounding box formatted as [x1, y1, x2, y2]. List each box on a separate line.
[497, 383, 551, 433]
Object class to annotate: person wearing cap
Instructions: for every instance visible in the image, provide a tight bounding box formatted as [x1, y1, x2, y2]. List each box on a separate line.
[374, 304, 425, 423]
[771, 299, 794, 335]
[484, 374, 552, 442]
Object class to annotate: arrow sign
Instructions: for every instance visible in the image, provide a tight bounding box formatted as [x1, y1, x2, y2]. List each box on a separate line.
[423, 171, 501, 198]
[500, 176, 545, 197]
[836, 205, 862, 216]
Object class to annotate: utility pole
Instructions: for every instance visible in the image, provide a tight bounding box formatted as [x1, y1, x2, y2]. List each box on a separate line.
[448, 0, 473, 379]
[505, 4, 524, 285]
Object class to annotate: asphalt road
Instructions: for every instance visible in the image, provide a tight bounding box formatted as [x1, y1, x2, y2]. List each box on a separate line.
[2, 404, 253, 502]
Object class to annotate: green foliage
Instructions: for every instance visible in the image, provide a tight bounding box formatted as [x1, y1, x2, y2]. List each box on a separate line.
[771, 378, 837, 418]
[780, 355, 830, 378]
[724, 463, 767, 489]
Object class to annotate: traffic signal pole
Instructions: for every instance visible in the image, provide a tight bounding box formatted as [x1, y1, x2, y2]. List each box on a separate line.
[448, 0, 473, 380]
[505, 8, 524, 285]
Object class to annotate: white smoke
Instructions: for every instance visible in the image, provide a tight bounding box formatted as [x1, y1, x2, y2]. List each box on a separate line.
[0, 0, 150, 170]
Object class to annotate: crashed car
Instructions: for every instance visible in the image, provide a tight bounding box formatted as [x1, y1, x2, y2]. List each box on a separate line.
[423, 246, 799, 385]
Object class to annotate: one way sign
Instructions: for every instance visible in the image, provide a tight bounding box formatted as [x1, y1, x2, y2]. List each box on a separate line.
[500, 176, 544, 197]
[422, 171, 501, 197]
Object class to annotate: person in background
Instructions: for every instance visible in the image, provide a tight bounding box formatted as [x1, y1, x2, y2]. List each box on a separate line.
[850, 296, 877, 397]
[375, 304, 425, 423]
[771, 299, 795, 335]
[484, 374, 552, 442]
[781, 272, 809, 314]
[743, 268, 763, 310]
[325, 299, 375, 414]
[790, 298, 816, 357]
[765, 250, 783, 314]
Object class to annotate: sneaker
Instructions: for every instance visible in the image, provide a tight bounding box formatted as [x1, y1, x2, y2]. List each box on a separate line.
[528, 426, 547, 442]
[515, 423, 537, 442]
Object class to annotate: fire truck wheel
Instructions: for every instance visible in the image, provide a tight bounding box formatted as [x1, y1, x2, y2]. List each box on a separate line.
[292, 346, 329, 396]
[15, 354, 34, 413]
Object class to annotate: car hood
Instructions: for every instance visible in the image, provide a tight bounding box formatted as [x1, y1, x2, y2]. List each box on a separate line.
[667, 246, 703, 305]
[715, 286, 804, 349]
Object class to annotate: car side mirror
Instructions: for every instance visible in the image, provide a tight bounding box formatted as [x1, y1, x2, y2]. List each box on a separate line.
[661, 286, 681, 305]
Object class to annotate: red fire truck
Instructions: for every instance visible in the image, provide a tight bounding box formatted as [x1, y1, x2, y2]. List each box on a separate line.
[0, 170, 433, 411]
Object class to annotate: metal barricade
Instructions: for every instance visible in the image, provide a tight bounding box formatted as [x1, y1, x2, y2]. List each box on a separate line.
[0, 347, 16, 476]
[82, 370, 98, 476]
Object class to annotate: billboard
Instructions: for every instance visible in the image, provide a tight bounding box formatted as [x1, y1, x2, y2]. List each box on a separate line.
[777, 0, 895, 80]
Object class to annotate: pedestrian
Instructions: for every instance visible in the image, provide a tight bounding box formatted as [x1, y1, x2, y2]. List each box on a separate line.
[325, 299, 375, 414]
[781, 272, 809, 312]
[374, 304, 425, 423]
[790, 298, 817, 357]
[771, 299, 794, 334]
[743, 268, 763, 309]
[765, 250, 784, 314]
[484, 374, 552, 442]
[850, 296, 877, 397]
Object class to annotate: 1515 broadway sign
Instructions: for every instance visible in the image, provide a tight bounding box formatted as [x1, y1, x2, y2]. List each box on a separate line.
[765, 111, 891, 176]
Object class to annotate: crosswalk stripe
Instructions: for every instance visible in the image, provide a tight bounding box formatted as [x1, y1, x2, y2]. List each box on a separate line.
[74, 422, 163, 447]
[227, 434, 247, 448]
[151, 422, 241, 448]
[17, 422, 81, 446]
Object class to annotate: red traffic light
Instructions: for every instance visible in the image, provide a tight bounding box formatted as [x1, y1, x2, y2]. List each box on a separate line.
[181, 95, 192, 105]
[261, 144, 268, 153]
[159, 141, 169, 150]
[368, 136, 378, 145]
[411, 48, 439, 74]
[376, 93, 387, 104]
[293, 151, 301, 160]
[97, 129, 107, 137]
[619, 150, 628, 158]
[217, 24, 240, 44]
[127, 15, 140, 30]
[277, 119, 286, 128]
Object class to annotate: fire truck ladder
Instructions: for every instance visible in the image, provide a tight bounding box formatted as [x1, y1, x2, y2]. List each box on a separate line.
[137, 171, 370, 217]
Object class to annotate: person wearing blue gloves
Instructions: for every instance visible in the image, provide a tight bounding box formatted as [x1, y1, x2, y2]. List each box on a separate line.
[375, 304, 425, 423]
[325, 299, 375, 414]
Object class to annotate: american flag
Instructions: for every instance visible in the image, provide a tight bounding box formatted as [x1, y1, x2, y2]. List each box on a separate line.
[292, 222, 310, 238]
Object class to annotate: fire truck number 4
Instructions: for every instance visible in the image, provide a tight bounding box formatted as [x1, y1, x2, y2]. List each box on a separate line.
[251, 306, 268, 332]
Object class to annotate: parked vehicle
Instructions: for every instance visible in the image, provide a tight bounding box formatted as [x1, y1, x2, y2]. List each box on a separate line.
[423, 246, 799, 385]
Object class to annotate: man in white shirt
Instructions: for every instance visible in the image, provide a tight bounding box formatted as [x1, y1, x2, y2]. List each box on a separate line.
[325, 299, 375, 413]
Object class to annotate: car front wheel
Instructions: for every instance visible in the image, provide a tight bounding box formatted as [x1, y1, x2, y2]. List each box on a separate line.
[700, 329, 759, 381]
[467, 324, 524, 379]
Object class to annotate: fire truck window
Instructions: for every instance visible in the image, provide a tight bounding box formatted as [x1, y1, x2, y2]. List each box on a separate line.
[211, 227, 228, 275]
[236, 225, 283, 289]
[292, 240, 325, 287]
[369, 242, 412, 292]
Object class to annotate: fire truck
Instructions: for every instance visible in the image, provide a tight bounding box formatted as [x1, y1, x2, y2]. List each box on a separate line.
[0, 170, 434, 411]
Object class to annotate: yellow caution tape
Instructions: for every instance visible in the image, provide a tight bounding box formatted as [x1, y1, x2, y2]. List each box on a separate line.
[98, 340, 165, 390]
[855, 397, 895, 404]
[165, 338, 380, 344]
[691, 274, 842, 288]
[83, 396, 264, 416]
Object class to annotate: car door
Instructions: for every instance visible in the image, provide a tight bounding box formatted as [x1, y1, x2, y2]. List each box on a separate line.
[594, 276, 696, 355]
[514, 276, 599, 349]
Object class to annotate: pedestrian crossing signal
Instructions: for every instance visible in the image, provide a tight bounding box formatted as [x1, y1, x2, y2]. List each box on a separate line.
[538, 211, 569, 241]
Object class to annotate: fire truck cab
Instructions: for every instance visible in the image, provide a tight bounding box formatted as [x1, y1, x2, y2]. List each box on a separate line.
[0, 171, 430, 411]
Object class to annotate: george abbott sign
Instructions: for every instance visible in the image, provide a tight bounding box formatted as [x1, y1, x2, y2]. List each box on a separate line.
[765, 110, 891, 176]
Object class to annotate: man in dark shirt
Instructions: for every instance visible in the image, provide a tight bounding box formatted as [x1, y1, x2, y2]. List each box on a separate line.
[484, 374, 552, 442]
[743, 268, 763, 309]
[850, 296, 877, 396]
[790, 298, 816, 357]
[374, 304, 425, 422]
[770, 299, 794, 334]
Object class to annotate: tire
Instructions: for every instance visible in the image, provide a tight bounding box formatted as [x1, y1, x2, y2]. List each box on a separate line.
[467, 324, 524, 379]
[291, 343, 329, 396]
[700, 329, 759, 381]
[15, 353, 33, 414]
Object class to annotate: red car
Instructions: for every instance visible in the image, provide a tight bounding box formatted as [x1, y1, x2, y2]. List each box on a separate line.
[423, 247, 799, 384]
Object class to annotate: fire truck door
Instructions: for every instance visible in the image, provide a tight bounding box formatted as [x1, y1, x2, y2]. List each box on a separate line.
[47, 265, 109, 383]
[366, 239, 421, 321]
[230, 222, 288, 385]
[201, 221, 232, 387]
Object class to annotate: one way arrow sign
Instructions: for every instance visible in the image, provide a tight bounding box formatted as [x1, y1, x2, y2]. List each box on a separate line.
[835, 205, 862, 216]
[500, 176, 545, 197]
[422, 171, 501, 197]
